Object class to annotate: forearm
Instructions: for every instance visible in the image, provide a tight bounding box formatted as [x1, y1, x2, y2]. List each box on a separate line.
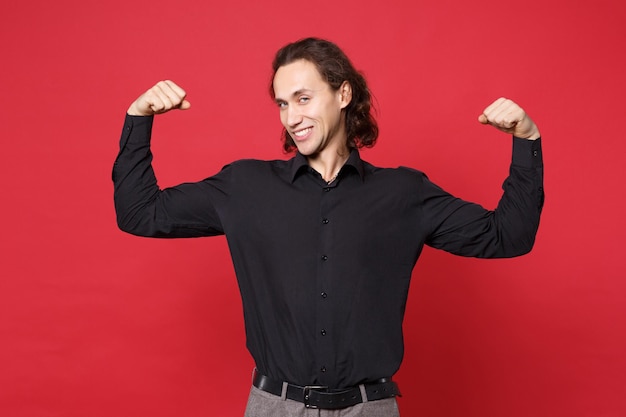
[490, 136, 544, 257]
[112, 115, 161, 235]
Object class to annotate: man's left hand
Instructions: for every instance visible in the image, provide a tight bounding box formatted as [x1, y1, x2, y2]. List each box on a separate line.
[478, 97, 540, 140]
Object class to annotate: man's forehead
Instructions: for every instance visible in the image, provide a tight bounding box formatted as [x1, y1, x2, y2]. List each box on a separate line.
[273, 60, 326, 98]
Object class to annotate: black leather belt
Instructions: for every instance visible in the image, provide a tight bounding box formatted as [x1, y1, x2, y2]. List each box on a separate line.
[252, 369, 401, 410]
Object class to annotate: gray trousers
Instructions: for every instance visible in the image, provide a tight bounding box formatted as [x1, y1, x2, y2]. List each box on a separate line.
[243, 386, 400, 417]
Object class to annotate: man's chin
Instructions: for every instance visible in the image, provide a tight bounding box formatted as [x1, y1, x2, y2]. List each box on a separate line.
[295, 144, 319, 158]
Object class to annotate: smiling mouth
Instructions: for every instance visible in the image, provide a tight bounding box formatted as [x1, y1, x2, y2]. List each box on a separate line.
[293, 127, 313, 139]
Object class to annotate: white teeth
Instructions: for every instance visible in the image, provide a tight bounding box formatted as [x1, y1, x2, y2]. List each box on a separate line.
[294, 127, 312, 137]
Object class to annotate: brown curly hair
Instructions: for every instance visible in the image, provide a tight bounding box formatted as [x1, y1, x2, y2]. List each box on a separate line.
[270, 38, 378, 153]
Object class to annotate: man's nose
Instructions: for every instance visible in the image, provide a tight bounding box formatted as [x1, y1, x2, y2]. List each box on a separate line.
[287, 106, 303, 128]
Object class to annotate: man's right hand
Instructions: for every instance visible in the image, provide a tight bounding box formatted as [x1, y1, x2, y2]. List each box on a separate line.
[127, 80, 191, 116]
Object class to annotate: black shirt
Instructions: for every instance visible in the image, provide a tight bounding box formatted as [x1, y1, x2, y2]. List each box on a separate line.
[113, 115, 544, 389]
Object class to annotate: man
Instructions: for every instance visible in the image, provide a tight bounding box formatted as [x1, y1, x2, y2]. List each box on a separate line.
[113, 38, 543, 416]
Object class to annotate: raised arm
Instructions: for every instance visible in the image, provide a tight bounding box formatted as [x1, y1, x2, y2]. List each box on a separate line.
[113, 81, 226, 238]
[423, 98, 544, 258]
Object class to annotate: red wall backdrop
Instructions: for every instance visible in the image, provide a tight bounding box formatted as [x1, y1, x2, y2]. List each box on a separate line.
[1, 0, 625, 416]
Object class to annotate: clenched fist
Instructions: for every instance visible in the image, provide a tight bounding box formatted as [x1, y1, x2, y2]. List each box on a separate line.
[478, 97, 540, 140]
[127, 80, 191, 116]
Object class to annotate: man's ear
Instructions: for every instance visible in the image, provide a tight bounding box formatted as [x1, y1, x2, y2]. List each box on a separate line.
[339, 81, 352, 109]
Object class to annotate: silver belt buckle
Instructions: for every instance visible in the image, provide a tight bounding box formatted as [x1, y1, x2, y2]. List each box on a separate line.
[303, 385, 328, 408]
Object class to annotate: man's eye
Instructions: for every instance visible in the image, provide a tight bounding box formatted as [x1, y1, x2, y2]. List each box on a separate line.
[277, 101, 287, 109]
[299, 97, 310, 104]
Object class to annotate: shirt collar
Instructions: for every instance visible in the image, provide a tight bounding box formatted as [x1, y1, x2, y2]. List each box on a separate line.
[289, 149, 366, 183]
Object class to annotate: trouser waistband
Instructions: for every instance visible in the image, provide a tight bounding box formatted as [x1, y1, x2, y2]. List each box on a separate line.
[251, 369, 401, 410]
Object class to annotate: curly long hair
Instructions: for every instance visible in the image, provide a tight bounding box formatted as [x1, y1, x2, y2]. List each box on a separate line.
[270, 38, 378, 153]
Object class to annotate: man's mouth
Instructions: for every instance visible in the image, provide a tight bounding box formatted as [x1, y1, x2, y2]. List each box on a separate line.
[293, 127, 313, 139]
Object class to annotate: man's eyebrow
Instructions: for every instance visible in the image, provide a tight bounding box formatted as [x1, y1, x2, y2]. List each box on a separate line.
[275, 88, 314, 102]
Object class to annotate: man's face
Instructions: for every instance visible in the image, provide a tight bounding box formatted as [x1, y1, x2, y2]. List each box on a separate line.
[273, 59, 350, 157]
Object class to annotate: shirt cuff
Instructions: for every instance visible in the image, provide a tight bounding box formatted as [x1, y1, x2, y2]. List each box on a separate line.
[120, 114, 154, 149]
[512, 136, 543, 169]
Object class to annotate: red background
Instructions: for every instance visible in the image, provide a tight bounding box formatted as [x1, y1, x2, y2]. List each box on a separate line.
[1, 0, 625, 416]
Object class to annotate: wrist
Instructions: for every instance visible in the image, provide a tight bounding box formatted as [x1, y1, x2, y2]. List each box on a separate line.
[127, 102, 153, 116]
[521, 128, 541, 141]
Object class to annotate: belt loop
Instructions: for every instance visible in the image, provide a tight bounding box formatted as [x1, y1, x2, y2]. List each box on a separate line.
[280, 382, 288, 400]
[359, 384, 368, 403]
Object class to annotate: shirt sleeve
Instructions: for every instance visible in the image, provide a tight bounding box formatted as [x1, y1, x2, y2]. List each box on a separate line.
[421, 136, 544, 258]
[112, 114, 227, 238]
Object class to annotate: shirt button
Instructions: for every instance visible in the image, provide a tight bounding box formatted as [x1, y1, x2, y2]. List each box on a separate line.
[321, 292, 327, 298]
[533, 150, 538, 157]
[321, 329, 327, 336]
[321, 366, 327, 373]
[324, 187, 331, 192]
[321, 255, 328, 261]
[322, 218, 329, 224]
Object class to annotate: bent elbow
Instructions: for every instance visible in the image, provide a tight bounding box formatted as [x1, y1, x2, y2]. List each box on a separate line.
[504, 229, 539, 258]
[115, 211, 154, 237]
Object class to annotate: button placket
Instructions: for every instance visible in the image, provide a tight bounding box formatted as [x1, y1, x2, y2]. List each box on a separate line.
[315, 180, 335, 382]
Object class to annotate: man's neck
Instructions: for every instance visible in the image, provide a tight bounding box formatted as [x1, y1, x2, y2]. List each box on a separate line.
[307, 145, 350, 183]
